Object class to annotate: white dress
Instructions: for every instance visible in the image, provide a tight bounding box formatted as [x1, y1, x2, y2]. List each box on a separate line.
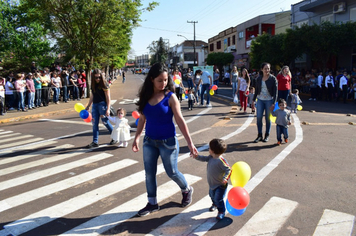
[108, 117, 131, 142]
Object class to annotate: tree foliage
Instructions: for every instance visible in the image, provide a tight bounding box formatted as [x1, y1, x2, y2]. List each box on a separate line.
[0, 1, 54, 74]
[206, 52, 234, 67]
[18, 0, 157, 95]
[250, 21, 356, 72]
[147, 37, 169, 65]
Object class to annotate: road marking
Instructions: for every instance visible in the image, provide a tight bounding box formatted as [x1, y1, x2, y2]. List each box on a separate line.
[118, 98, 139, 104]
[313, 209, 355, 236]
[0, 148, 107, 191]
[0, 144, 73, 166]
[0, 138, 44, 149]
[0, 134, 34, 144]
[59, 174, 201, 236]
[0, 132, 19, 138]
[0, 162, 199, 236]
[0, 158, 137, 212]
[0, 140, 58, 157]
[0, 131, 13, 135]
[244, 114, 303, 194]
[235, 197, 298, 235]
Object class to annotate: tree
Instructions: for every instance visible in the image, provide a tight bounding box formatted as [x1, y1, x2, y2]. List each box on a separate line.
[0, 1, 54, 74]
[206, 52, 234, 77]
[147, 37, 169, 65]
[20, 0, 158, 95]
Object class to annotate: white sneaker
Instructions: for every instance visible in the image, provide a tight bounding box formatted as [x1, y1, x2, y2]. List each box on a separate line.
[118, 142, 123, 147]
[309, 98, 313, 101]
[123, 141, 128, 147]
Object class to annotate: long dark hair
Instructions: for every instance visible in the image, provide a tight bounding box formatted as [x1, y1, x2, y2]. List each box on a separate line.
[91, 68, 108, 92]
[136, 63, 174, 113]
[242, 68, 250, 84]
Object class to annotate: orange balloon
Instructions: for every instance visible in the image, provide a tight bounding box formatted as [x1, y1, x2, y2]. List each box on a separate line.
[132, 111, 140, 119]
[83, 112, 92, 122]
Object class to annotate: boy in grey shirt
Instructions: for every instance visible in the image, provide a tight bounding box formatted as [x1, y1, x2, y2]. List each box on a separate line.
[192, 139, 231, 220]
[270, 98, 291, 145]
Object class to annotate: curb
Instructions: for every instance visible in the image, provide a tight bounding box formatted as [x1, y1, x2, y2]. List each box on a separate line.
[0, 108, 75, 124]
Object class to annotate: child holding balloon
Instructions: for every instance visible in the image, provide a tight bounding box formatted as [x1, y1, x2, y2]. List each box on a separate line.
[191, 138, 231, 220]
[270, 98, 291, 145]
[107, 108, 131, 147]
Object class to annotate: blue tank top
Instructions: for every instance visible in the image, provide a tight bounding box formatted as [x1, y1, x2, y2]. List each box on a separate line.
[143, 91, 175, 140]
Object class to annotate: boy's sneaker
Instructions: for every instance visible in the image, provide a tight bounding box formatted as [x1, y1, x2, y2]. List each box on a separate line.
[86, 142, 99, 148]
[137, 203, 160, 217]
[277, 141, 281, 145]
[285, 138, 288, 143]
[181, 186, 194, 207]
[216, 212, 225, 220]
[209, 204, 217, 212]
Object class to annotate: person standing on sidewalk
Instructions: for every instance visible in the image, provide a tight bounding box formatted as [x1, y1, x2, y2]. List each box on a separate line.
[85, 68, 113, 148]
[41, 69, 50, 107]
[132, 63, 197, 217]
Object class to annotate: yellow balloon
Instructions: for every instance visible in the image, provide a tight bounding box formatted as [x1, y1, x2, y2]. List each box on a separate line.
[182, 93, 185, 99]
[209, 89, 214, 95]
[74, 103, 85, 113]
[174, 79, 181, 85]
[269, 113, 276, 123]
[230, 161, 251, 187]
[297, 105, 303, 111]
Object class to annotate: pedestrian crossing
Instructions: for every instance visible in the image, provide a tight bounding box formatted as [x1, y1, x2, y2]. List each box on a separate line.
[0, 129, 355, 236]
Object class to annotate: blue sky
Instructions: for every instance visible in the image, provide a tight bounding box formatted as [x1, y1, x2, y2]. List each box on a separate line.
[130, 0, 302, 57]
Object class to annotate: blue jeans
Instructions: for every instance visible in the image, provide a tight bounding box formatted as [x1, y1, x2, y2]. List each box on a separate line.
[232, 82, 238, 97]
[278, 90, 290, 103]
[52, 87, 60, 103]
[35, 89, 42, 107]
[17, 91, 25, 110]
[187, 79, 193, 89]
[276, 125, 288, 142]
[209, 184, 228, 213]
[27, 92, 35, 108]
[142, 136, 188, 199]
[62, 86, 68, 102]
[256, 99, 273, 135]
[91, 101, 113, 143]
[194, 84, 200, 103]
[201, 84, 211, 105]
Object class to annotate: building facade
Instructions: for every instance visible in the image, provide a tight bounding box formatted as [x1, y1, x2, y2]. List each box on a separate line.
[168, 40, 208, 69]
[291, 0, 356, 70]
[135, 54, 150, 68]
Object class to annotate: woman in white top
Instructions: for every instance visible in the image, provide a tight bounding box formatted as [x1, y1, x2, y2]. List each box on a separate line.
[51, 72, 62, 104]
[237, 68, 250, 113]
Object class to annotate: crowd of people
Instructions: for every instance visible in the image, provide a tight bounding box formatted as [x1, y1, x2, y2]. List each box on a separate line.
[0, 62, 89, 115]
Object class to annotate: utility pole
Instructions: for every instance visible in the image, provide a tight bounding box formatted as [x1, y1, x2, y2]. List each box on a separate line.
[187, 21, 198, 66]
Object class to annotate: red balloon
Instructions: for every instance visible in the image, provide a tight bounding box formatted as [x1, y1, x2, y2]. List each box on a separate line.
[227, 187, 250, 209]
[212, 85, 218, 91]
[83, 112, 92, 123]
[132, 111, 140, 119]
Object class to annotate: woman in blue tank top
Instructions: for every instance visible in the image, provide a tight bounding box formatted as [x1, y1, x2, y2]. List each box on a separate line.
[132, 63, 198, 217]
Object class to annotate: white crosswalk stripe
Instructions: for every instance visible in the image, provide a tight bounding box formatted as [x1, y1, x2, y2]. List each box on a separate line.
[0, 118, 355, 236]
[0, 137, 44, 149]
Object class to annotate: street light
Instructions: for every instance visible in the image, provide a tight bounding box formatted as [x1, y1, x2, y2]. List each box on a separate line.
[177, 34, 196, 66]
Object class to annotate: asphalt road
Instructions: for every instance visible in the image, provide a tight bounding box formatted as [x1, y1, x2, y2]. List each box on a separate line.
[0, 72, 356, 236]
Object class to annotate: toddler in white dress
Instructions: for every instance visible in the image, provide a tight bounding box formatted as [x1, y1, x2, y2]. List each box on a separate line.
[108, 108, 131, 147]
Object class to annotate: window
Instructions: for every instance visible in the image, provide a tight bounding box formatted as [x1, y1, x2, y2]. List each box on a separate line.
[209, 43, 214, 51]
[217, 41, 221, 49]
[238, 31, 244, 39]
[321, 14, 333, 23]
[295, 20, 308, 28]
[232, 35, 236, 45]
[351, 7, 356, 22]
[227, 37, 231, 46]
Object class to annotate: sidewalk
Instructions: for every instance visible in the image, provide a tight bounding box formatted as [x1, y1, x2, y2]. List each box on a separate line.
[0, 78, 121, 124]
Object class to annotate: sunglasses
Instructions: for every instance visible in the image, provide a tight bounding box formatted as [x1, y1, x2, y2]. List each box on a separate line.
[94, 76, 101, 79]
